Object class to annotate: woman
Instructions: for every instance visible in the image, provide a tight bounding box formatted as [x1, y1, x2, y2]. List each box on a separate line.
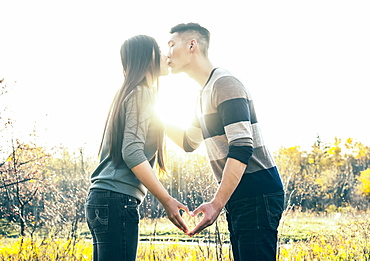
[85, 35, 189, 261]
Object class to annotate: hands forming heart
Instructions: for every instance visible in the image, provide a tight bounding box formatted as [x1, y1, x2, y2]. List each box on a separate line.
[163, 198, 223, 237]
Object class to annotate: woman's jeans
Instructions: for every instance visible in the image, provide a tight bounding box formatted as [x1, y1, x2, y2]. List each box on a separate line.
[225, 191, 285, 261]
[85, 189, 140, 261]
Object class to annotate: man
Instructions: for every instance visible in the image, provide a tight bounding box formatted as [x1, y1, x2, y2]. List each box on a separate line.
[165, 23, 285, 261]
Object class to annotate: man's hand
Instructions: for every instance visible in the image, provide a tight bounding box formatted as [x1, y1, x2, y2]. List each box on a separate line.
[162, 197, 190, 233]
[186, 200, 223, 237]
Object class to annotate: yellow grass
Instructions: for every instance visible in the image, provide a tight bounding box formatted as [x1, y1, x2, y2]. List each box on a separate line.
[0, 212, 369, 260]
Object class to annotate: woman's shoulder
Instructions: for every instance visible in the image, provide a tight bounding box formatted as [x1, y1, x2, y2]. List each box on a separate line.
[125, 85, 154, 101]
[124, 86, 155, 111]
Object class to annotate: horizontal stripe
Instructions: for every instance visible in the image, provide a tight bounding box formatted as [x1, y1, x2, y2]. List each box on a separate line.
[202, 113, 225, 139]
[224, 121, 253, 146]
[201, 113, 257, 142]
[245, 146, 276, 173]
[203, 127, 268, 163]
[227, 145, 254, 165]
[251, 124, 264, 148]
[217, 98, 257, 126]
[208, 145, 276, 179]
[204, 135, 229, 161]
[212, 76, 247, 106]
[183, 125, 203, 152]
[230, 167, 284, 199]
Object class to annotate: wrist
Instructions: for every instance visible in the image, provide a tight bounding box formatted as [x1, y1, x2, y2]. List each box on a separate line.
[211, 196, 226, 211]
[160, 194, 174, 206]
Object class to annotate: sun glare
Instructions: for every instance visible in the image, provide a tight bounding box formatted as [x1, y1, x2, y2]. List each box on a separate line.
[156, 73, 199, 129]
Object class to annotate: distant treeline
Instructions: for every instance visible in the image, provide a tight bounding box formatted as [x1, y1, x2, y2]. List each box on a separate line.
[142, 137, 370, 217]
[0, 137, 369, 237]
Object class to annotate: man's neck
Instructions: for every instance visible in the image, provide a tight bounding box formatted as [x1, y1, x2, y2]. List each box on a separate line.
[186, 58, 215, 87]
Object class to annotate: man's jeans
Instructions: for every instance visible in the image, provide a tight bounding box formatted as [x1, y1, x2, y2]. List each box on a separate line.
[85, 189, 140, 261]
[225, 190, 285, 261]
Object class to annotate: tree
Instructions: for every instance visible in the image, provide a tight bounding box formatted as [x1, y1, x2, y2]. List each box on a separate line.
[45, 147, 95, 241]
[357, 169, 370, 200]
[274, 146, 305, 209]
[0, 139, 51, 236]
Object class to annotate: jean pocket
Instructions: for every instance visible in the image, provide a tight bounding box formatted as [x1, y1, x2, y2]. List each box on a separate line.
[125, 207, 140, 225]
[124, 197, 139, 208]
[263, 192, 285, 230]
[85, 204, 109, 234]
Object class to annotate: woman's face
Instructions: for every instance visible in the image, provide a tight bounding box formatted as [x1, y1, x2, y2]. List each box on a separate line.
[160, 54, 169, 76]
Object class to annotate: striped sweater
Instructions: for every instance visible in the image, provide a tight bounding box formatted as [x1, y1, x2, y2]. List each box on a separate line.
[183, 68, 284, 200]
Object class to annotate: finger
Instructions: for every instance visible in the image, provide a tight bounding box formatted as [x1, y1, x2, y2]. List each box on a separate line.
[190, 206, 203, 217]
[175, 215, 189, 233]
[169, 216, 183, 231]
[169, 211, 188, 232]
[187, 217, 210, 237]
[178, 203, 190, 215]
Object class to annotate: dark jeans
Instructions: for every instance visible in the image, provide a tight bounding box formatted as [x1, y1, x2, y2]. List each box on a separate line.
[85, 189, 140, 261]
[225, 191, 285, 261]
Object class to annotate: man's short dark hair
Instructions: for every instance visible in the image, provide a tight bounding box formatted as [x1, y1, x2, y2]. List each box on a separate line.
[170, 23, 210, 56]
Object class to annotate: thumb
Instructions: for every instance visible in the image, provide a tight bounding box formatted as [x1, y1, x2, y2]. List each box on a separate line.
[179, 204, 190, 215]
[191, 205, 203, 217]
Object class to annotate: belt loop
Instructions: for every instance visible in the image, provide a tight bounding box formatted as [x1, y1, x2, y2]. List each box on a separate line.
[106, 190, 111, 197]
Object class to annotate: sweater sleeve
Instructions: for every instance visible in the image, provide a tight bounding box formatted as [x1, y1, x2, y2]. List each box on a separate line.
[183, 116, 203, 152]
[213, 76, 255, 165]
[122, 88, 154, 169]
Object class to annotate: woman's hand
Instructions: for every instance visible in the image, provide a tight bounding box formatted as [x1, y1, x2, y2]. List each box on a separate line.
[162, 197, 190, 233]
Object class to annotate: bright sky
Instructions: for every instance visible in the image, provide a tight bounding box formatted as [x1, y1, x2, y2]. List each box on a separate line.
[1, 0, 369, 156]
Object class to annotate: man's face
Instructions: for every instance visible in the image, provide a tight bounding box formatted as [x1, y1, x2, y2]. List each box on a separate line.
[167, 33, 191, 74]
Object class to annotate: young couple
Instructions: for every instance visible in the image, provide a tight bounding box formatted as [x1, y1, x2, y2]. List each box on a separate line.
[85, 23, 285, 261]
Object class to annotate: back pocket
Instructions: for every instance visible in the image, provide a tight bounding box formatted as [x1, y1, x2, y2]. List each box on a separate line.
[85, 204, 109, 234]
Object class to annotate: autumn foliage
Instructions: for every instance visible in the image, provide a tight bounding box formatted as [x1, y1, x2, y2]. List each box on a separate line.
[276, 137, 370, 211]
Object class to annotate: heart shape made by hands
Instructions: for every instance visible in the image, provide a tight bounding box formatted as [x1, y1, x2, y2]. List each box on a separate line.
[180, 210, 207, 237]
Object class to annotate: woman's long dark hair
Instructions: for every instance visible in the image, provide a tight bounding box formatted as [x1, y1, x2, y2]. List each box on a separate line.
[100, 35, 165, 171]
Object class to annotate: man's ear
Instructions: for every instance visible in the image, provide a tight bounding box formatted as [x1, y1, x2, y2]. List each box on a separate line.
[189, 39, 197, 52]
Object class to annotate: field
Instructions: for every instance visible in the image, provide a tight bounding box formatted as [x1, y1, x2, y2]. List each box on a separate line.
[0, 211, 369, 260]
